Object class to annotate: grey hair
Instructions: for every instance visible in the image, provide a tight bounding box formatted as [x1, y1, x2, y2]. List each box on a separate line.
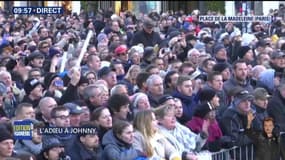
[0, 70, 11, 80]
[187, 48, 200, 58]
[146, 74, 162, 87]
[38, 97, 56, 110]
[110, 84, 127, 96]
[83, 84, 100, 100]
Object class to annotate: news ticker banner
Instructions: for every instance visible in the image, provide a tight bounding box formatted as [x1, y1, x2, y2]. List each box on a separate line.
[12, 7, 63, 15]
[13, 120, 97, 140]
[198, 15, 272, 23]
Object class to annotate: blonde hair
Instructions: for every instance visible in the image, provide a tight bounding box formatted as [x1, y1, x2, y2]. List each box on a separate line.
[124, 64, 141, 82]
[133, 110, 155, 156]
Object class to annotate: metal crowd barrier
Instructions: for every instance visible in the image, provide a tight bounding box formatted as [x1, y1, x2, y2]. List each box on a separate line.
[210, 145, 254, 160]
[195, 132, 285, 160]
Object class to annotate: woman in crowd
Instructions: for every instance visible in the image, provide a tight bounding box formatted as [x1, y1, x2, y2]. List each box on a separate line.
[120, 64, 141, 95]
[102, 120, 146, 160]
[131, 92, 151, 116]
[133, 109, 181, 160]
[91, 107, 113, 143]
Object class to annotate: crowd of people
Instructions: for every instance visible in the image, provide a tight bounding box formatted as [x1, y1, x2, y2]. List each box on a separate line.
[0, 5, 285, 160]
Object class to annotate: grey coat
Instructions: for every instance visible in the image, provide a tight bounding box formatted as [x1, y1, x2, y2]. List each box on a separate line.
[102, 130, 143, 160]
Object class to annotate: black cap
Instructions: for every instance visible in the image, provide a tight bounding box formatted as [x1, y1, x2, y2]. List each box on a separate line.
[194, 102, 215, 118]
[28, 51, 44, 61]
[158, 95, 174, 105]
[213, 63, 229, 73]
[97, 66, 113, 79]
[0, 128, 13, 142]
[271, 50, 285, 59]
[198, 88, 216, 102]
[167, 30, 181, 39]
[63, 103, 84, 115]
[238, 46, 251, 59]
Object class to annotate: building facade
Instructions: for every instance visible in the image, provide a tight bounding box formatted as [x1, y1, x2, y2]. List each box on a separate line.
[1, 1, 283, 17]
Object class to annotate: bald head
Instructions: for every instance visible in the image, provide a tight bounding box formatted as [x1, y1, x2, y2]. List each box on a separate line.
[251, 65, 266, 80]
[39, 97, 57, 120]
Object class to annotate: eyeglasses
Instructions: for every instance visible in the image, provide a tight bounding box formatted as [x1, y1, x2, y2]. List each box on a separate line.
[54, 115, 70, 120]
[41, 46, 49, 49]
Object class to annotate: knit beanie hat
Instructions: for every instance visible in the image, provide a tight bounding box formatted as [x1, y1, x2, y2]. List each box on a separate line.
[194, 102, 214, 118]
[212, 63, 229, 73]
[238, 46, 251, 59]
[41, 136, 64, 152]
[0, 128, 13, 142]
[198, 88, 216, 102]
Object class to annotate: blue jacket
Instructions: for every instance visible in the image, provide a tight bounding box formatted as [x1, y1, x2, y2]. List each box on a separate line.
[102, 130, 144, 160]
[223, 77, 253, 95]
[66, 137, 102, 160]
[172, 90, 197, 124]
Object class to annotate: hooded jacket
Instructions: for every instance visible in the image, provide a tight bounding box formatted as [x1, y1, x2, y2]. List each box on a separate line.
[223, 76, 253, 96]
[102, 130, 143, 160]
[66, 136, 102, 160]
[172, 90, 197, 124]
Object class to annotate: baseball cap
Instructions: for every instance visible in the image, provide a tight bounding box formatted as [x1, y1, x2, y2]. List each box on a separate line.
[28, 51, 44, 61]
[114, 45, 128, 55]
[271, 50, 285, 59]
[158, 95, 174, 105]
[253, 87, 271, 100]
[63, 103, 84, 115]
[235, 89, 254, 101]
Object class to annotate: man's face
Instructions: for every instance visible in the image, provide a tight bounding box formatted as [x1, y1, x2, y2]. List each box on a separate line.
[114, 64, 125, 76]
[41, 99, 57, 120]
[264, 121, 274, 135]
[234, 62, 248, 81]
[31, 57, 44, 68]
[80, 134, 100, 149]
[205, 60, 216, 73]
[89, 56, 101, 72]
[271, 57, 285, 68]
[149, 77, 164, 96]
[30, 84, 43, 98]
[45, 147, 64, 160]
[238, 99, 251, 114]
[177, 80, 193, 96]
[155, 59, 165, 70]
[104, 72, 117, 89]
[149, 67, 160, 75]
[52, 110, 70, 127]
[215, 48, 228, 60]
[188, 50, 200, 65]
[19, 106, 35, 120]
[70, 114, 82, 127]
[209, 75, 223, 91]
[254, 98, 268, 109]
[111, 21, 120, 32]
[221, 68, 231, 81]
[169, 73, 179, 88]
[259, 54, 270, 65]
[0, 74, 12, 87]
[0, 139, 14, 158]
